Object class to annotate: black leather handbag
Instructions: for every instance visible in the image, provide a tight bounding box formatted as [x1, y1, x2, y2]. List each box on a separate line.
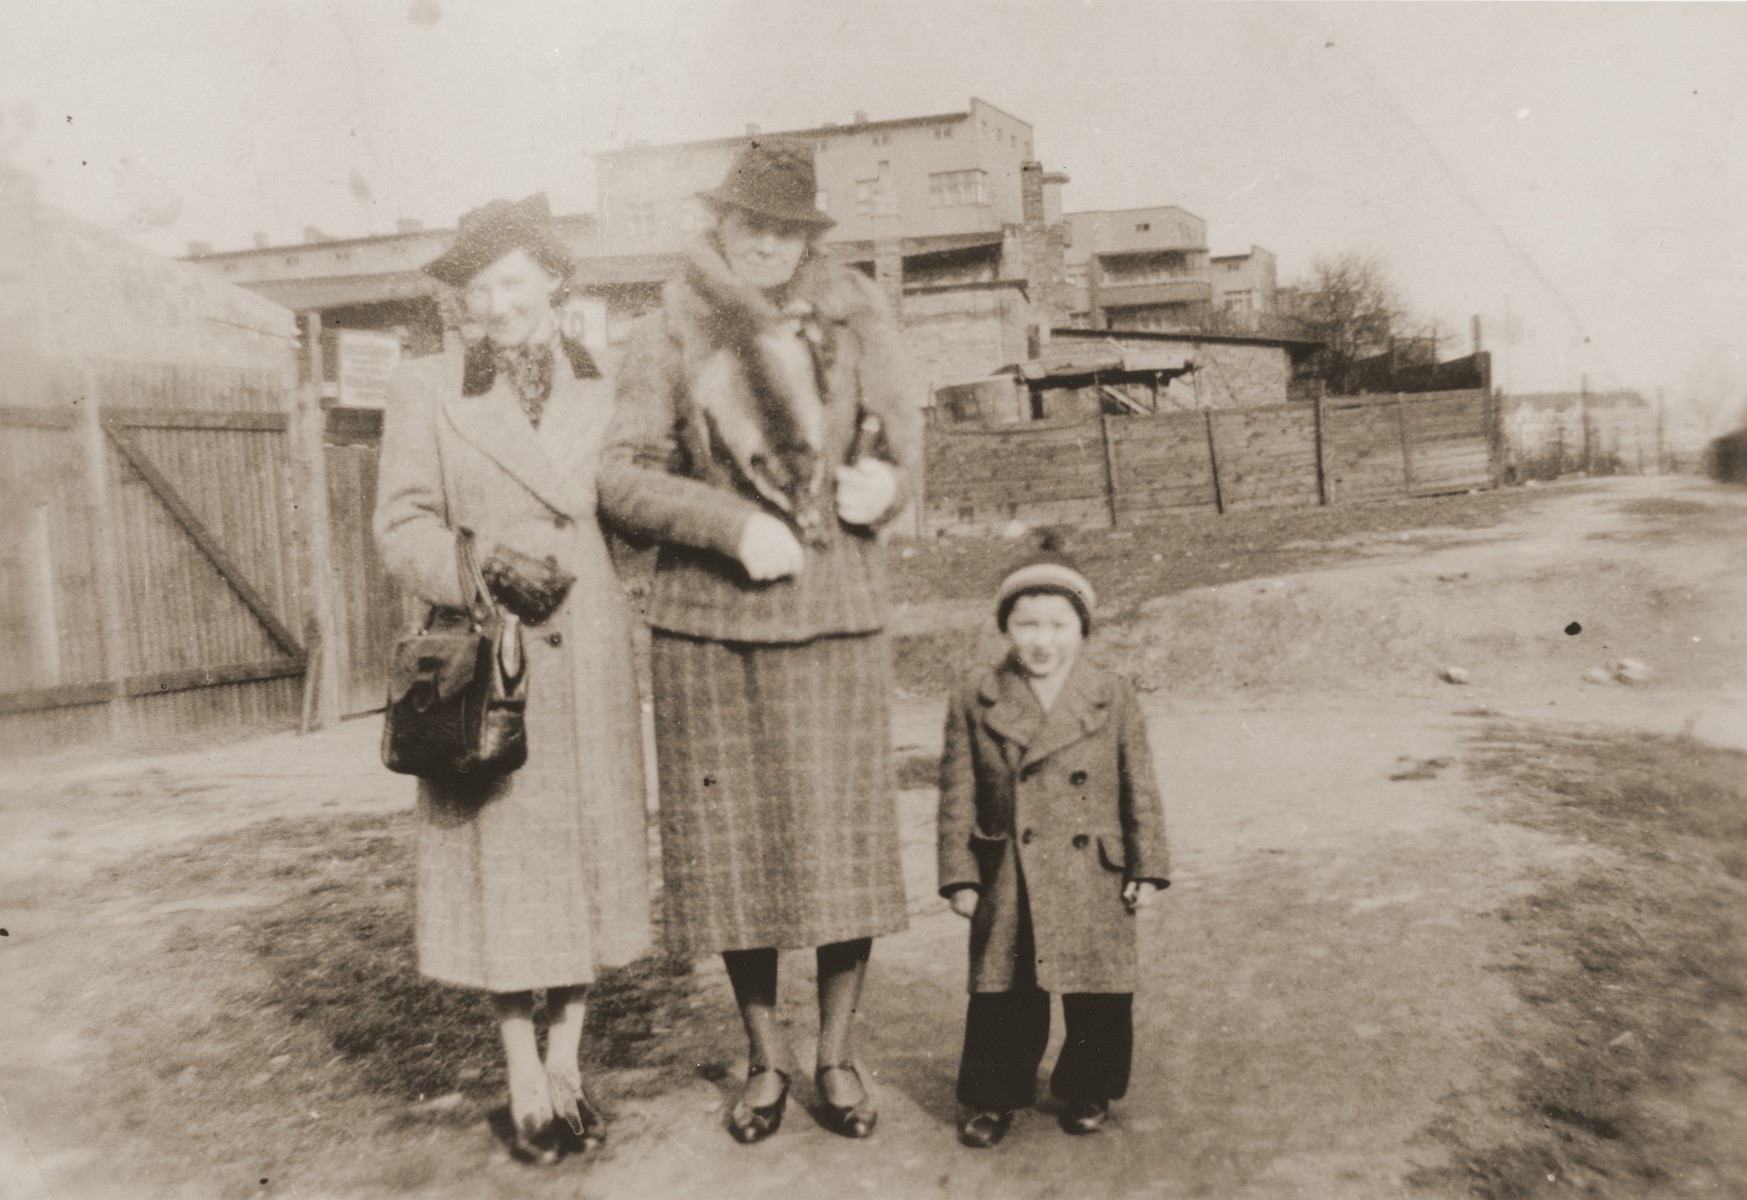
[381, 529, 529, 781]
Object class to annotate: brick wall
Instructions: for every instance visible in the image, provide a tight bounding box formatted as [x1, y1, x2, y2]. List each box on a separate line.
[902, 283, 1031, 400]
[1160, 341, 1290, 409]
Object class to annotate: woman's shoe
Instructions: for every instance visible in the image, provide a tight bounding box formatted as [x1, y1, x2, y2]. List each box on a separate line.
[506, 1070, 562, 1165]
[814, 1061, 877, 1139]
[1058, 1098, 1110, 1135]
[507, 1112, 564, 1166]
[958, 1109, 1015, 1148]
[548, 1070, 607, 1154]
[727, 1064, 790, 1145]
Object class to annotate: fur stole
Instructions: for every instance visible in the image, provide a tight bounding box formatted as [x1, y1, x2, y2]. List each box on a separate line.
[670, 241, 854, 544]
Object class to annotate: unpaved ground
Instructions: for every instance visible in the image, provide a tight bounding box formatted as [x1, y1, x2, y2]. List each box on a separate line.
[2, 476, 1744, 1199]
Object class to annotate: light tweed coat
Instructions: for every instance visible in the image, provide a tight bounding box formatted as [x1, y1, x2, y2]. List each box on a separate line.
[938, 657, 1169, 994]
[373, 345, 651, 991]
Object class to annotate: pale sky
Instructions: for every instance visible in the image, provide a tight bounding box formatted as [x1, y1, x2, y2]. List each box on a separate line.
[3, 0, 1744, 409]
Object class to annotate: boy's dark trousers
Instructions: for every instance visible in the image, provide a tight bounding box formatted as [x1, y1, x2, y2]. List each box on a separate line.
[956, 989, 1134, 1111]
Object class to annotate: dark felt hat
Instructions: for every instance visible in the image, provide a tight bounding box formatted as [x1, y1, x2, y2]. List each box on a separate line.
[422, 193, 574, 288]
[699, 140, 836, 230]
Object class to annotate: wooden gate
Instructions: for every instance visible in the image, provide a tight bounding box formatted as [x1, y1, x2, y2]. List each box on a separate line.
[0, 363, 308, 753]
[323, 406, 409, 717]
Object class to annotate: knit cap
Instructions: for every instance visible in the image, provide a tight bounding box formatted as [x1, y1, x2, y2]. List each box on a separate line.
[995, 531, 1096, 635]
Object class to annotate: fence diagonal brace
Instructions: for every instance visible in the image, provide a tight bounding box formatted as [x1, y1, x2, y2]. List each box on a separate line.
[101, 421, 304, 658]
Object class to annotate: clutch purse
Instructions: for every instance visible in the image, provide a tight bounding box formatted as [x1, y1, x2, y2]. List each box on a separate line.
[381, 528, 529, 781]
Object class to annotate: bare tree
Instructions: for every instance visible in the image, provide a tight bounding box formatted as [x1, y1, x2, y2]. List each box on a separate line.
[1291, 252, 1414, 393]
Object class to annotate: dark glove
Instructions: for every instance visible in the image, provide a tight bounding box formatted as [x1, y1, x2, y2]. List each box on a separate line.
[480, 545, 576, 626]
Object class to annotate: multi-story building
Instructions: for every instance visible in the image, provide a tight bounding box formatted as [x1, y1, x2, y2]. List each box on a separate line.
[1209, 245, 1278, 329]
[1061, 206, 1213, 332]
[594, 98, 1036, 258]
[179, 97, 1280, 404]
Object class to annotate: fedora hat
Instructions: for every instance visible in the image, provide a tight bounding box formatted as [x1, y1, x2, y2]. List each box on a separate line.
[423, 193, 574, 288]
[700, 140, 836, 230]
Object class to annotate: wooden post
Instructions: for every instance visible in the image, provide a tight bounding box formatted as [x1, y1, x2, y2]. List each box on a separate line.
[1312, 383, 1329, 506]
[1655, 388, 1667, 475]
[291, 312, 343, 731]
[1579, 374, 1592, 475]
[78, 363, 131, 743]
[1204, 409, 1226, 515]
[1479, 351, 1500, 488]
[1395, 393, 1415, 495]
[1098, 411, 1121, 528]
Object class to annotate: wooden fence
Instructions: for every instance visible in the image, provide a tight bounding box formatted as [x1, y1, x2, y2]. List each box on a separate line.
[0, 362, 310, 756]
[323, 406, 413, 718]
[922, 388, 1495, 535]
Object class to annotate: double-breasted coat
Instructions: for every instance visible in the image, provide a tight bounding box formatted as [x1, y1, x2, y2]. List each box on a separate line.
[373, 344, 651, 992]
[938, 657, 1169, 994]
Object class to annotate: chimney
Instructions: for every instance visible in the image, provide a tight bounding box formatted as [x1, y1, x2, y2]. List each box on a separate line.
[1020, 161, 1044, 226]
[252, 232, 271, 249]
[186, 240, 213, 257]
[396, 218, 423, 234]
[853, 110, 869, 126]
[746, 123, 761, 137]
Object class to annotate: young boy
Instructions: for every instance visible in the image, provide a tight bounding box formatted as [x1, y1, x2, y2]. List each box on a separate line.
[937, 538, 1169, 1147]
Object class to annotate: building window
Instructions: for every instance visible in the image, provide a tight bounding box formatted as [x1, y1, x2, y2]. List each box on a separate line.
[1135, 223, 1150, 232]
[871, 133, 892, 147]
[335, 248, 352, 262]
[283, 254, 300, 266]
[932, 126, 955, 140]
[625, 202, 657, 237]
[928, 169, 987, 207]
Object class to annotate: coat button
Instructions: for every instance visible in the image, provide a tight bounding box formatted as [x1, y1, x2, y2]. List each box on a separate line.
[1072, 834, 1090, 849]
[547, 631, 563, 647]
[1069, 770, 1089, 786]
[1021, 828, 1035, 844]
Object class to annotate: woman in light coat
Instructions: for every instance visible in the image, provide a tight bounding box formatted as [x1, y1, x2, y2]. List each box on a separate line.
[598, 140, 919, 1143]
[374, 194, 650, 1164]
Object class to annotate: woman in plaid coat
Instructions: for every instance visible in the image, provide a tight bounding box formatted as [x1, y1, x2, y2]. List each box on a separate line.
[598, 141, 919, 1143]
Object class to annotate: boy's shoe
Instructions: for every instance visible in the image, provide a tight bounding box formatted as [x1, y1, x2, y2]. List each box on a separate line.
[1058, 1098, 1110, 1135]
[958, 1109, 1015, 1148]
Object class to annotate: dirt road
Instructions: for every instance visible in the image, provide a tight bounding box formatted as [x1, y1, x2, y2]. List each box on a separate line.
[3, 476, 1743, 1199]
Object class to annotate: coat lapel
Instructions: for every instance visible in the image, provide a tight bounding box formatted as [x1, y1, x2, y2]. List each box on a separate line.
[1021, 659, 1112, 767]
[977, 663, 1042, 767]
[443, 361, 592, 519]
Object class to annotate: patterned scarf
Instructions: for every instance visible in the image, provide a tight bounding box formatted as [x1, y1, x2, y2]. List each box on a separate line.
[494, 341, 556, 427]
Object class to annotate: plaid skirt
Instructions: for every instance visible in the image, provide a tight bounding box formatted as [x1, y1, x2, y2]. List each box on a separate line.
[650, 630, 910, 956]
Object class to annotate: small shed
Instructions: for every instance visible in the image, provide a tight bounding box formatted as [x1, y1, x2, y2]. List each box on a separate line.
[1, 169, 323, 756]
